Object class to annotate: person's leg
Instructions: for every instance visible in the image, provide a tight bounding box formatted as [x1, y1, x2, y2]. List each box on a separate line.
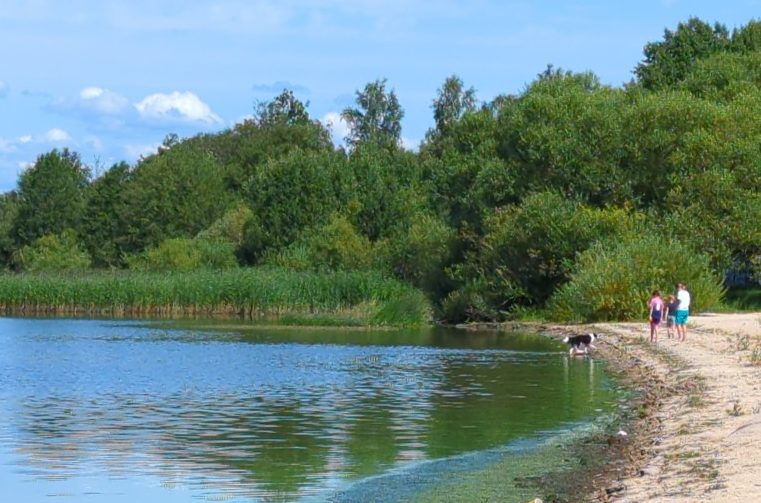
[676, 311, 687, 342]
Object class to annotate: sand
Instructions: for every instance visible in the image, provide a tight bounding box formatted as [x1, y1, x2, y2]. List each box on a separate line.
[592, 312, 761, 502]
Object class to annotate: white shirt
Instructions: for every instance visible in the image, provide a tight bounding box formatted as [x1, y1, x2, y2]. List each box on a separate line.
[677, 289, 691, 310]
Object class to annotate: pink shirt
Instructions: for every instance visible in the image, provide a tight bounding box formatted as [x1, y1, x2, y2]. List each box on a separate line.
[649, 296, 663, 314]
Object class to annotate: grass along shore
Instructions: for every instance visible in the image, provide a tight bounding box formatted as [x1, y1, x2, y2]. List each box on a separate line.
[0, 267, 431, 326]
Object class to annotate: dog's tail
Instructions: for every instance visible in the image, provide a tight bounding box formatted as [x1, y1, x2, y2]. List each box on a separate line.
[562, 336, 569, 343]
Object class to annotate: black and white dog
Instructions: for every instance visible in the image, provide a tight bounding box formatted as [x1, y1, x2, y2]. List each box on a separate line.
[562, 333, 599, 355]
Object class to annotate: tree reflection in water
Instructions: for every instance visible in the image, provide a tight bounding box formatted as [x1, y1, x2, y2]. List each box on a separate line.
[0, 319, 615, 501]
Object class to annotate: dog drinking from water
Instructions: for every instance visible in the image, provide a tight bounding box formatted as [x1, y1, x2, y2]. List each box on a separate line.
[562, 333, 599, 356]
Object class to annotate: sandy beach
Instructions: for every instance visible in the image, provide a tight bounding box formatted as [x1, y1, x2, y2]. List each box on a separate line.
[590, 312, 761, 502]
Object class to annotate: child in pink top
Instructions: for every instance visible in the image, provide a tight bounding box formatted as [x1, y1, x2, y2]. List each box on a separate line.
[649, 290, 664, 343]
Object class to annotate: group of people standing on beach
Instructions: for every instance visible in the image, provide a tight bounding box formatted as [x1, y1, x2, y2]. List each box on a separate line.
[648, 283, 690, 343]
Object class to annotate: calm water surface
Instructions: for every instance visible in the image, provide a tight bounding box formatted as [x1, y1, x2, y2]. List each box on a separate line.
[0, 318, 617, 502]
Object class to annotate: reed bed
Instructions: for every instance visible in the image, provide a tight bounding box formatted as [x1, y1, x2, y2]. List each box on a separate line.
[0, 267, 430, 326]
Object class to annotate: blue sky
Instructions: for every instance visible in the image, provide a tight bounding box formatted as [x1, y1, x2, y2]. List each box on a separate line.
[1, 0, 759, 192]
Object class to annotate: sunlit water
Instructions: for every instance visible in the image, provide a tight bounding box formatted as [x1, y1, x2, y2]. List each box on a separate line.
[0, 318, 617, 502]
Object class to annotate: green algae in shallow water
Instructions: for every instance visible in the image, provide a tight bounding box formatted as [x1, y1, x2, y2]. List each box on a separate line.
[416, 432, 603, 502]
[327, 417, 618, 503]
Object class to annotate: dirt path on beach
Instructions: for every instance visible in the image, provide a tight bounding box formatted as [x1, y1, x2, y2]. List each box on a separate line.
[593, 313, 761, 502]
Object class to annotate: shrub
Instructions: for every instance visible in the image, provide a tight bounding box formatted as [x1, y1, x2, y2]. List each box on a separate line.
[266, 214, 375, 271]
[302, 214, 375, 270]
[193, 239, 239, 269]
[195, 203, 254, 247]
[265, 244, 313, 271]
[548, 233, 725, 322]
[14, 229, 91, 272]
[475, 192, 637, 305]
[129, 237, 238, 271]
[388, 212, 455, 296]
[128, 238, 200, 271]
[439, 278, 500, 322]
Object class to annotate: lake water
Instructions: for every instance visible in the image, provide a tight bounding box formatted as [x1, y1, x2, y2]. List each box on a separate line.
[0, 318, 618, 502]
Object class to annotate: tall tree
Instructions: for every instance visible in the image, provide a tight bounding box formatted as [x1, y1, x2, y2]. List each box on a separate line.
[496, 70, 629, 205]
[430, 75, 477, 137]
[730, 19, 761, 52]
[347, 142, 425, 241]
[342, 78, 404, 148]
[201, 90, 332, 191]
[81, 162, 133, 267]
[0, 192, 19, 268]
[254, 89, 311, 127]
[635, 17, 729, 90]
[243, 150, 352, 253]
[12, 149, 90, 246]
[122, 142, 233, 253]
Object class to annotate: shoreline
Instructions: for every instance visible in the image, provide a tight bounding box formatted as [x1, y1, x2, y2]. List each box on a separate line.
[567, 313, 761, 502]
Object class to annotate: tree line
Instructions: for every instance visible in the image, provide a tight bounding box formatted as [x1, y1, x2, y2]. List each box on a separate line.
[2, 17, 761, 322]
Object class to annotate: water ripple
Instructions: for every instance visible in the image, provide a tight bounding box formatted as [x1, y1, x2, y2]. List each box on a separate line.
[0, 318, 616, 502]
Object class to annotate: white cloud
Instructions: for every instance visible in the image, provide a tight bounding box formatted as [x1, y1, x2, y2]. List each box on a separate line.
[0, 131, 72, 153]
[321, 111, 349, 144]
[79, 86, 129, 114]
[80, 87, 102, 99]
[124, 143, 160, 159]
[47, 86, 129, 122]
[135, 91, 222, 124]
[45, 128, 71, 142]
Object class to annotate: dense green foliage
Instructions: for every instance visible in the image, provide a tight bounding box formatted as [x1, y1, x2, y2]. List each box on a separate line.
[449, 192, 638, 318]
[266, 214, 377, 271]
[548, 233, 725, 322]
[3, 17, 761, 323]
[12, 149, 90, 246]
[14, 230, 92, 272]
[0, 193, 18, 266]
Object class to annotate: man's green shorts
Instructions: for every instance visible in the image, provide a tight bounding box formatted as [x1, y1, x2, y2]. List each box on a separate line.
[675, 310, 689, 325]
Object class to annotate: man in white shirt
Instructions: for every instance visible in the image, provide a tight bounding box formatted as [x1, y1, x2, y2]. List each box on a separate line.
[675, 283, 691, 342]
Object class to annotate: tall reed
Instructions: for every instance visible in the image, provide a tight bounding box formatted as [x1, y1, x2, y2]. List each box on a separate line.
[0, 267, 430, 326]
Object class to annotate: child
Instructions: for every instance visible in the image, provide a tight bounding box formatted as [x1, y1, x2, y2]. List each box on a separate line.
[665, 294, 678, 339]
[648, 290, 664, 343]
